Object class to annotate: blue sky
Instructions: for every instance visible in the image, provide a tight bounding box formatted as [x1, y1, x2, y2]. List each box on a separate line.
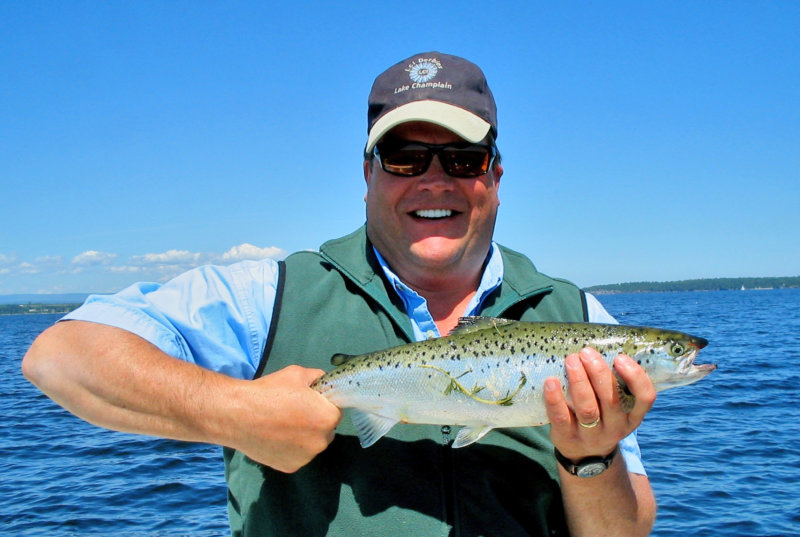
[1, 1, 798, 294]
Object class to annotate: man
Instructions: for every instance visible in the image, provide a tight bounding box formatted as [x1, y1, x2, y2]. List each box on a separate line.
[23, 52, 656, 536]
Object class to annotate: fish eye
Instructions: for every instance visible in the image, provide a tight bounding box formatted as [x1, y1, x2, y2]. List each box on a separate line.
[670, 343, 686, 356]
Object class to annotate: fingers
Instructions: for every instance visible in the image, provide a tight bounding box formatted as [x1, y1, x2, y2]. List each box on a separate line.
[546, 348, 656, 460]
[296, 365, 328, 386]
[235, 366, 342, 473]
[544, 377, 572, 427]
[613, 354, 657, 423]
[571, 350, 610, 427]
[543, 353, 598, 432]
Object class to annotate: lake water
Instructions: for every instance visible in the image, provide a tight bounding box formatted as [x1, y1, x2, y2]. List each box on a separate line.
[2, 289, 799, 536]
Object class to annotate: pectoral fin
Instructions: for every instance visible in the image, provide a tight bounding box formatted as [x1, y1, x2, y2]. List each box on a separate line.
[331, 353, 357, 366]
[452, 425, 494, 448]
[614, 374, 636, 413]
[350, 410, 399, 448]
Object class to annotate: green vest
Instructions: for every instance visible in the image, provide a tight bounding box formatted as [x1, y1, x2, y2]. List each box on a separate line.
[224, 227, 588, 537]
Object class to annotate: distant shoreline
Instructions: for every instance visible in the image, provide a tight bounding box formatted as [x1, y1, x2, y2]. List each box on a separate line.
[0, 304, 83, 316]
[3, 276, 798, 314]
[584, 276, 800, 294]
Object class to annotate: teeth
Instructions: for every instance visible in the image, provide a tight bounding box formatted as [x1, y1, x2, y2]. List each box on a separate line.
[414, 209, 453, 219]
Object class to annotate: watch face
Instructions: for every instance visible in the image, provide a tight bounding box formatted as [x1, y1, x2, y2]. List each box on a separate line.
[577, 462, 608, 478]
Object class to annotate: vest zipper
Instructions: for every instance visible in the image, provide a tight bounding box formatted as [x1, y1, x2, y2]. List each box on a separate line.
[440, 425, 457, 535]
[441, 425, 452, 445]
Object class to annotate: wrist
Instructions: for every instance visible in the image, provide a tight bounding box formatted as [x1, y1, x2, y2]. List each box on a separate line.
[554, 444, 620, 478]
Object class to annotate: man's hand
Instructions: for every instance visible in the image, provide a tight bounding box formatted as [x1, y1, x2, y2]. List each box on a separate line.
[543, 347, 656, 461]
[542, 348, 657, 537]
[222, 365, 342, 473]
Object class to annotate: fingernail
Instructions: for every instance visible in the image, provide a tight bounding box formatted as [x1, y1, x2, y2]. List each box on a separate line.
[579, 348, 598, 364]
[565, 355, 580, 370]
[616, 354, 634, 368]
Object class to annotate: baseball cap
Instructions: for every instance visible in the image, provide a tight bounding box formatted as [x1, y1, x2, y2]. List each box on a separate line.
[365, 52, 497, 154]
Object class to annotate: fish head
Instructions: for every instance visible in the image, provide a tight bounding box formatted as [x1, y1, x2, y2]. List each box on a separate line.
[630, 330, 715, 392]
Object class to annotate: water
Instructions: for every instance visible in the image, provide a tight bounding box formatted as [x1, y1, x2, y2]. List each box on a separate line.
[0, 314, 228, 536]
[600, 289, 800, 537]
[2, 290, 799, 536]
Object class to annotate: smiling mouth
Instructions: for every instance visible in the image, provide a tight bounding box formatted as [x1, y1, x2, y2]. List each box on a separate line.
[411, 209, 459, 219]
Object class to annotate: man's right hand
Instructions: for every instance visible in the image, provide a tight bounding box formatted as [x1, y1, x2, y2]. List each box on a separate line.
[222, 365, 342, 473]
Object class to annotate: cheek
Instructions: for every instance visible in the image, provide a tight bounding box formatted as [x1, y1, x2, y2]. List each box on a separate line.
[469, 181, 500, 213]
[366, 179, 404, 220]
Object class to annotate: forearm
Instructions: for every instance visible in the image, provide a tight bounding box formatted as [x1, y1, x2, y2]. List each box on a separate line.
[560, 455, 656, 537]
[21, 320, 237, 444]
[22, 320, 342, 473]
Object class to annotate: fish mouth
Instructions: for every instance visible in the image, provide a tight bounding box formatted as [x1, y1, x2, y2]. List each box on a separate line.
[678, 347, 716, 380]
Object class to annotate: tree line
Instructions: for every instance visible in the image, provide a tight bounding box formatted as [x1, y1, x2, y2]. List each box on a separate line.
[0, 303, 83, 315]
[584, 276, 800, 294]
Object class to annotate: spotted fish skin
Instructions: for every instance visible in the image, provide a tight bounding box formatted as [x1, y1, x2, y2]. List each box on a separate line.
[311, 317, 713, 448]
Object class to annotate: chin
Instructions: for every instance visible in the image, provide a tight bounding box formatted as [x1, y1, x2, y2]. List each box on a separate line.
[410, 238, 463, 265]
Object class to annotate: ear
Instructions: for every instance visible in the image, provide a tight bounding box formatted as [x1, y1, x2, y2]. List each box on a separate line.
[492, 163, 503, 189]
[364, 159, 372, 182]
[363, 160, 372, 202]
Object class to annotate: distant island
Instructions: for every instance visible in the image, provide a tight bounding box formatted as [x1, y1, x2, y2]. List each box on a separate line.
[0, 303, 84, 316]
[584, 276, 800, 294]
[0, 293, 89, 316]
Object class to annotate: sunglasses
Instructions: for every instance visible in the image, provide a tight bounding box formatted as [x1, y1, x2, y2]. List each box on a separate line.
[373, 141, 497, 178]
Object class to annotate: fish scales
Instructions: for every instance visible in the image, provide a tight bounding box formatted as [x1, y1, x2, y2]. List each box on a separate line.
[311, 317, 713, 448]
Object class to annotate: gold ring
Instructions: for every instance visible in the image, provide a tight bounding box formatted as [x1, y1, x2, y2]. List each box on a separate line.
[579, 417, 601, 429]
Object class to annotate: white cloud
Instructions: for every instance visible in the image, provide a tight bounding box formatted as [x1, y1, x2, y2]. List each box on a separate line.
[17, 262, 40, 274]
[72, 250, 118, 266]
[3, 242, 291, 293]
[0, 253, 18, 267]
[109, 265, 144, 273]
[129, 249, 205, 267]
[35, 255, 64, 265]
[217, 243, 287, 263]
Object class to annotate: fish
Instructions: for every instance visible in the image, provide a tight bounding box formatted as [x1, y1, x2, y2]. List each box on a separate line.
[311, 317, 714, 448]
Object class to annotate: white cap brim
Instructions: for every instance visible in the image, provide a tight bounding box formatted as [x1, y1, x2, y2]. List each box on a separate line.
[365, 100, 492, 154]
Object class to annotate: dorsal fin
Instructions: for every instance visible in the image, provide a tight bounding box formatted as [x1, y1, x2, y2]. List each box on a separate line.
[330, 353, 358, 366]
[448, 316, 516, 337]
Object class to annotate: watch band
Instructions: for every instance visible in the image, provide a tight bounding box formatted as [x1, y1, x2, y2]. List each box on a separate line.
[554, 445, 620, 478]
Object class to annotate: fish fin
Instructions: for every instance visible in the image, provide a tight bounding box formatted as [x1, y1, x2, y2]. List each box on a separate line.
[449, 316, 516, 336]
[452, 425, 494, 448]
[350, 410, 399, 448]
[614, 374, 636, 413]
[330, 353, 356, 366]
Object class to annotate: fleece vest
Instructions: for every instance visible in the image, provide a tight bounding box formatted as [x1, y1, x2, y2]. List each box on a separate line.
[224, 227, 588, 537]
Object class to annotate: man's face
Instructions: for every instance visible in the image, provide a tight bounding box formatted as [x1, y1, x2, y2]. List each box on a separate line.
[364, 122, 503, 285]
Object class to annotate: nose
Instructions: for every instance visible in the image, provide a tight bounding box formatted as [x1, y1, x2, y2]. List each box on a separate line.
[416, 154, 454, 191]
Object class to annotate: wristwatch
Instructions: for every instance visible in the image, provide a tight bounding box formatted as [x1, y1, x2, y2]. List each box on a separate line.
[554, 445, 619, 478]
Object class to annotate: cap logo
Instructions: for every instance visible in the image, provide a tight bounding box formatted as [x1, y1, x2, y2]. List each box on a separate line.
[407, 58, 440, 83]
[392, 57, 453, 95]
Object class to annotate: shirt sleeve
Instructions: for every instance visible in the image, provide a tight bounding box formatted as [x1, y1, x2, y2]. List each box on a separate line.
[61, 259, 280, 380]
[585, 292, 647, 476]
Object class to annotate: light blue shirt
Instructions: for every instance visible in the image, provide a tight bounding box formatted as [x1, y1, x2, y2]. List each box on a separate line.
[63, 243, 645, 474]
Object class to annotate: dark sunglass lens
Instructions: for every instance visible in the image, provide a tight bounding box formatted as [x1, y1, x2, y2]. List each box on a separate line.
[379, 146, 430, 176]
[443, 147, 491, 177]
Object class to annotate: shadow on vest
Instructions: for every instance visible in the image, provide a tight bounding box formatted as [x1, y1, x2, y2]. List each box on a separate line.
[238, 434, 568, 537]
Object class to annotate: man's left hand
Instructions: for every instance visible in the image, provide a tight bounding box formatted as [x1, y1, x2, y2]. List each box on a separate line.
[544, 347, 657, 461]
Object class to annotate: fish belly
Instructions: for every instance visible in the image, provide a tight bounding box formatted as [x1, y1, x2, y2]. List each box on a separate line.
[322, 354, 563, 428]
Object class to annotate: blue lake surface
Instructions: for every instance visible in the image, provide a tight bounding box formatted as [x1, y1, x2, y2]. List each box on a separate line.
[2, 289, 799, 536]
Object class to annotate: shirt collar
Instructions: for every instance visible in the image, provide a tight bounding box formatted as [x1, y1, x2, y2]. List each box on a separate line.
[372, 244, 504, 340]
